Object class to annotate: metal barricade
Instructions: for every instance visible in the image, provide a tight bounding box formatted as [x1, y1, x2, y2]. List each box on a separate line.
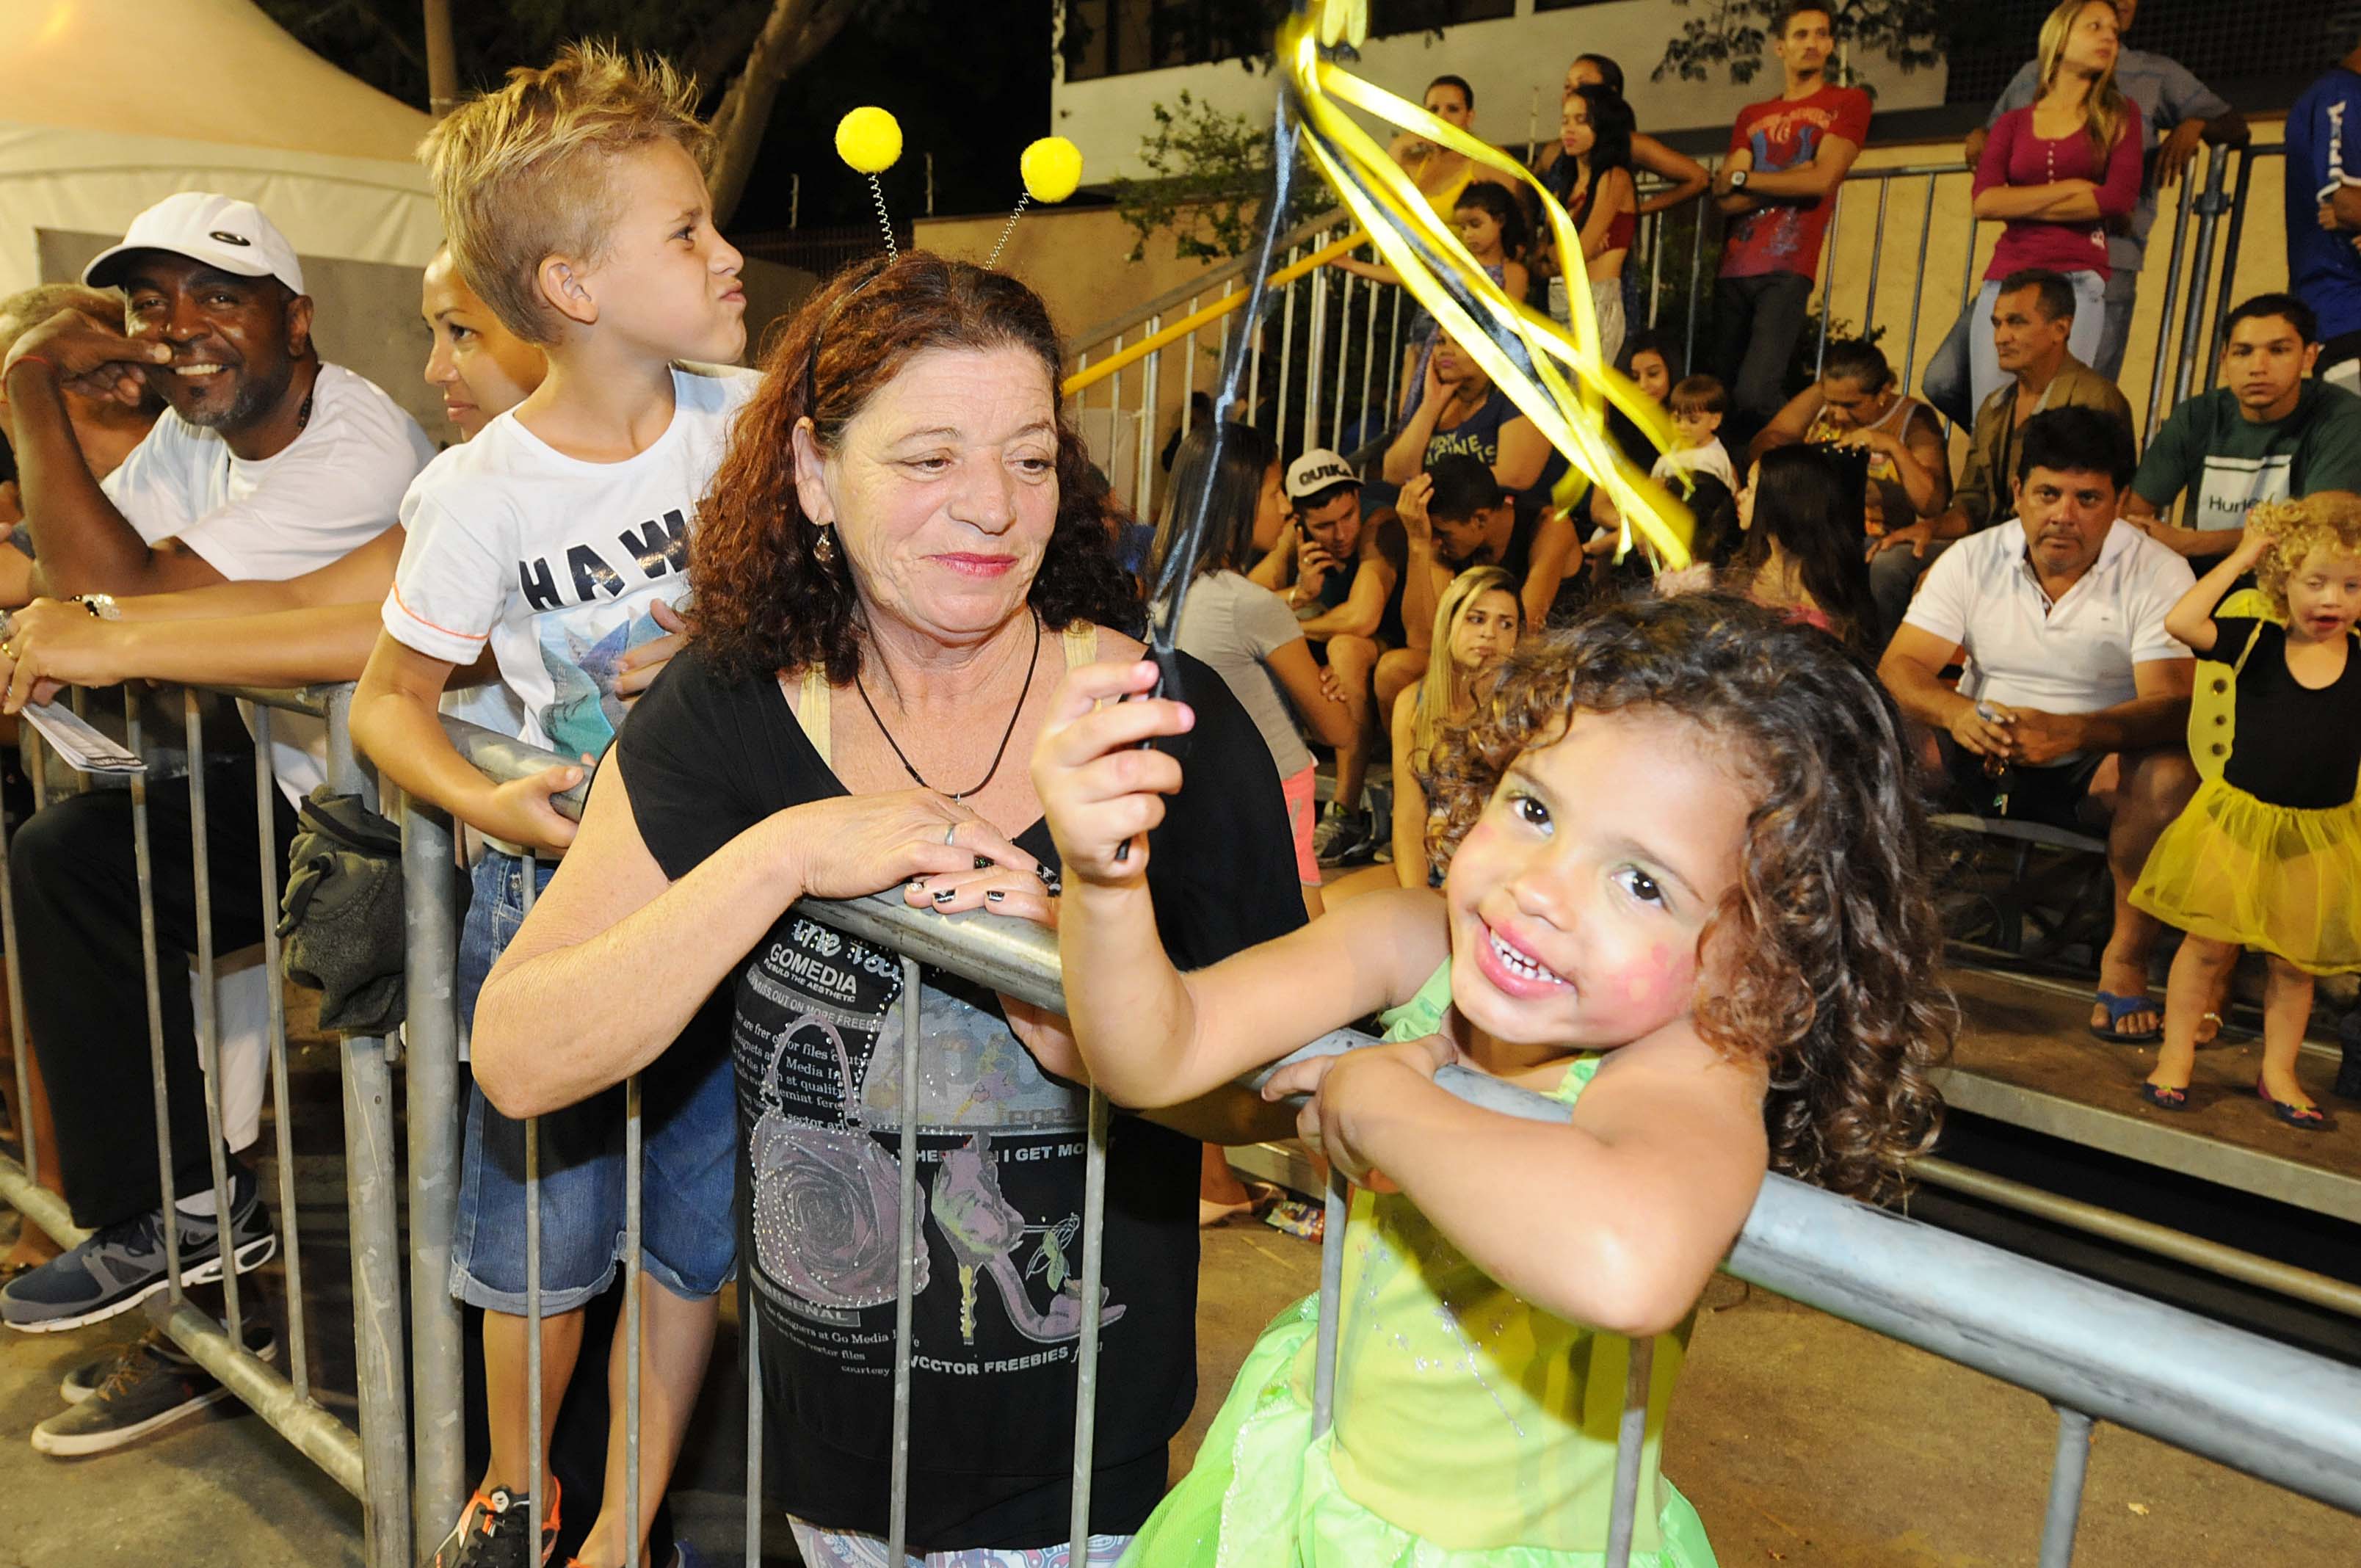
[416, 722, 2361, 1568]
[0, 681, 412, 1568]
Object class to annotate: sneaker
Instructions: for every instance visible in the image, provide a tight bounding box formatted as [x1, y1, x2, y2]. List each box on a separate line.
[31, 1323, 276, 1456]
[1, 1170, 276, 1334]
[423, 1479, 562, 1568]
[1313, 802, 1377, 867]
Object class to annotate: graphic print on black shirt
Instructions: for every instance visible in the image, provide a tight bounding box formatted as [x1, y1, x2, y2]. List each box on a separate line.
[737, 913, 1119, 1397]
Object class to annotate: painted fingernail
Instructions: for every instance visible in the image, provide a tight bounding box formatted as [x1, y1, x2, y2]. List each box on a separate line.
[1035, 865, 1058, 882]
[932, 888, 956, 904]
[974, 854, 992, 870]
[985, 890, 1006, 903]
[908, 877, 927, 889]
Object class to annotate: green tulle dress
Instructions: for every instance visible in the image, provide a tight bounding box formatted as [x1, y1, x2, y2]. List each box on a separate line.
[1122, 963, 1718, 1568]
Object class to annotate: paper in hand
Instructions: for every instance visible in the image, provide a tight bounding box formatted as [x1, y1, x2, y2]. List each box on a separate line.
[20, 700, 144, 775]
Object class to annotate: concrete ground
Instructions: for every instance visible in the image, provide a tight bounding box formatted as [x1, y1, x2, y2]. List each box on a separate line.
[0, 1215, 2357, 1565]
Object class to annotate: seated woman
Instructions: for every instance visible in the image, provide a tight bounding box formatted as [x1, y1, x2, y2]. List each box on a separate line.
[467, 253, 1305, 1566]
[1748, 338, 1951, 540]
[1326, 565, 1523, 907]
[1379, 330, 1556, 511]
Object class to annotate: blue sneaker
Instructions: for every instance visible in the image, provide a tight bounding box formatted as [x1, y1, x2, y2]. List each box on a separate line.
[1, 1169, 275, 1333]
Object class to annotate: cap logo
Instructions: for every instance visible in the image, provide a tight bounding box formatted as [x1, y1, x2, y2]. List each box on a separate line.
[208, 231, 252, 247]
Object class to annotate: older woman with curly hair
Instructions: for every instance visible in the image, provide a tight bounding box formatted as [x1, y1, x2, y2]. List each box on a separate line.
[470, 252, 1304, 1564]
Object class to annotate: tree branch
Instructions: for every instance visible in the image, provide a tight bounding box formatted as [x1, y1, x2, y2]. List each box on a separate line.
[706, 0, 865, 228]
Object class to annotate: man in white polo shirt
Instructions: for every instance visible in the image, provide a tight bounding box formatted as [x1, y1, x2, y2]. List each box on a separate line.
[1879, 407, 2199, 1043]
[0, 194, 432, 1344]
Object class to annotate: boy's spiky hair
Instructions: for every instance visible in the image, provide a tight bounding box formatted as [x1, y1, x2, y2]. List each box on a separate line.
[418, 41, 710, 346]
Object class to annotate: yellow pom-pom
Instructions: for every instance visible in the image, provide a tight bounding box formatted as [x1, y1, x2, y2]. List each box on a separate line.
[1020, 137, 1084, 205]
[835, 107, 902, 175]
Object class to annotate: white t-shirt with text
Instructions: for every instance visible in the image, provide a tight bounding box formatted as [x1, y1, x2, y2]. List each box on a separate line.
[384, 365, 756, 757]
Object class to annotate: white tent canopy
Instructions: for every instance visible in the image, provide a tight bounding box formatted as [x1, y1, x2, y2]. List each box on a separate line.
[1, 0, 445, 427]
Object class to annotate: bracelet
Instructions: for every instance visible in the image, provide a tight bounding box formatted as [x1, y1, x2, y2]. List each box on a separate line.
[4, 352, 59, 381]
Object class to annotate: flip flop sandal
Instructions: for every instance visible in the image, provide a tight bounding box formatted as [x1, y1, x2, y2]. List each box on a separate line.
[2137, 1081, 2190, 1111]
[2088, 990, 2163, 1044]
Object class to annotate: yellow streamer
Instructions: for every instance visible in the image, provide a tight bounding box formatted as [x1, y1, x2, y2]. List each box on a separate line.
[1281, 10, 1689, 567]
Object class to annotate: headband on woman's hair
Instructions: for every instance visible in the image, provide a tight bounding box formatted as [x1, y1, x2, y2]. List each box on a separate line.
[804, 113, 1085, 423]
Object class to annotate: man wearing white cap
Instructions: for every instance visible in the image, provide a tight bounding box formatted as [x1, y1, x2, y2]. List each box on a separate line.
[0, 195, 433, 1372]
[1250, 448, 1405, 865]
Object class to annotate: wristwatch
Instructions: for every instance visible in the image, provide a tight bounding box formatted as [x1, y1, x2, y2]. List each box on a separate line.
[73, 592, 120, 621]
[1727, 169, 1749, 191]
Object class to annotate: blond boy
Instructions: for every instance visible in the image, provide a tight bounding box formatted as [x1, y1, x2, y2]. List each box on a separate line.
[350, 43, 749, 1568]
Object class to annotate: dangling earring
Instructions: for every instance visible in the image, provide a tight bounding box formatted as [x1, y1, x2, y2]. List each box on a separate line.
[812, 523, 838, 568]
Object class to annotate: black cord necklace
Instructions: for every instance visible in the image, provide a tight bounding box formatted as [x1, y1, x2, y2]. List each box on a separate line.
[853, 614, 1042, 802]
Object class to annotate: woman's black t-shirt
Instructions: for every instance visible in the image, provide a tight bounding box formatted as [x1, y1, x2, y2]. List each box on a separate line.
[2213, 615, 2361, 810]
[615, 634, 1304, 1550]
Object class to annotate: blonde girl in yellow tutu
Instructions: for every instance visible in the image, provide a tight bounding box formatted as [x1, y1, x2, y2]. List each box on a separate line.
[2132, 497, 2361, 1128]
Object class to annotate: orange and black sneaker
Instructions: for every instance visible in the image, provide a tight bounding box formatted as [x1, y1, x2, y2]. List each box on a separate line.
[421, 1478, 561, 1568]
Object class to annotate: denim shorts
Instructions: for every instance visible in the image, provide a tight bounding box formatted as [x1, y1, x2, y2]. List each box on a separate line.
[449, 849, 738, 1314]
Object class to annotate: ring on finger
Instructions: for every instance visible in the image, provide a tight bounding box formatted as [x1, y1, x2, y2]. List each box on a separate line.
[943, 821, 960, 846]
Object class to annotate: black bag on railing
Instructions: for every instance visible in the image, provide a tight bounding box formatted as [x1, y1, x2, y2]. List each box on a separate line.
[278, 785, 405, 1037]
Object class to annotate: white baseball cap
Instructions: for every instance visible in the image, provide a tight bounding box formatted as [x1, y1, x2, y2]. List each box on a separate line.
[1285, 449, 1360, 499]
[83, 192, 305, 297]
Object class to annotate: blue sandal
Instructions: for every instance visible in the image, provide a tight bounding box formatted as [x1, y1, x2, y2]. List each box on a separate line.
[2089, 990, 2163, 1044]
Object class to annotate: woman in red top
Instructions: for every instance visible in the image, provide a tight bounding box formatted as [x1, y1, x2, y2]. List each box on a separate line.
[1965, 0, 2144, 411]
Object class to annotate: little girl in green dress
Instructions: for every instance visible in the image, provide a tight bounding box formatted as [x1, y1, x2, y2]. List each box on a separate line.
[1032, 593, 1954, 1567]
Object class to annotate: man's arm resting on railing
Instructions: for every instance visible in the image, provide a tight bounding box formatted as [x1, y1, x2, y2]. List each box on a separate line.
[88, 527, 403, 623]
[0, 600, 386, 714]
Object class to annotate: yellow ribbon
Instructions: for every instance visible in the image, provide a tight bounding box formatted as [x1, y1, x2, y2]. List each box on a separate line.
[1282, 10, 1689, 567]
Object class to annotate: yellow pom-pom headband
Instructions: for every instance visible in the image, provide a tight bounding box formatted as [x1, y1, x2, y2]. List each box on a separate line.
[835, 107, 904, 258]
[987, 137, 1084, 269]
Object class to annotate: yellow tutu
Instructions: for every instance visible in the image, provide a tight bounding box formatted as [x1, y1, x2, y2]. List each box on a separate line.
[2131, 777, 2361, 975]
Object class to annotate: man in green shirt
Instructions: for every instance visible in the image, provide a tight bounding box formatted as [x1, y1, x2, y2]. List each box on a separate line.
[2128, 293, 2361, 559]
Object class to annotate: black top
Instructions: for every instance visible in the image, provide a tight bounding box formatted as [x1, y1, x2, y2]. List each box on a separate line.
[615, 639, 1303, 1550]
[2212, 614, 2361, 810]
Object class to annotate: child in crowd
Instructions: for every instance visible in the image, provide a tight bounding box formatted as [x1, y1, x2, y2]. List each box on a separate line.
[351, 44, 751, 1568]
[2132, 498, 2361, 1128]
[1037, 593, 1953, 1567]
[1589, 374, 1738, 586]
[1731, 444, 1882, 653]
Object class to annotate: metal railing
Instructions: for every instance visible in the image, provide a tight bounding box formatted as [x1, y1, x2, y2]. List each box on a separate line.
[1064, 138, 2290, 534]
[0, 675, 2358, 1563]
[0, 683, 412, 1565]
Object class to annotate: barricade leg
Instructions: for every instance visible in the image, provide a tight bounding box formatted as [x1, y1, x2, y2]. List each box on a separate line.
[1603, 1338, 1654, 1568]
[744, 1299, 764, 1567]
[253, 709, 312, 1399]
[2, 733, 38, 1187]
[128, 697, 190, 1300]
[403, 790, 466, 1543]
[521, 852, 548, 1564]
[624, 1071, 643, 1568]
[887, 956, 921, 1562]
[183, 691, 246, 1345]
[324, 686, 415, 1568]
[1067, 1086, 1110, 1559]
[2038, 1406, 2095, 1568]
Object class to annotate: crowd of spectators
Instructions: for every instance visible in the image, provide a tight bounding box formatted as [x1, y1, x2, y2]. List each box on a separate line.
[0, 4, 2359, 1564]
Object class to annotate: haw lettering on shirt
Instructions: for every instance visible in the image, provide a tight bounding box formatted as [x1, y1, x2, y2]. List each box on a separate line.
[516, 507, 689, 612]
